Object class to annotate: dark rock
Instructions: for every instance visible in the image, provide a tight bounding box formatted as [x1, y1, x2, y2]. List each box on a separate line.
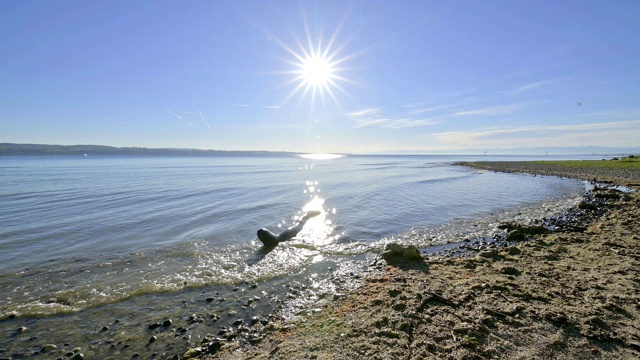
[500, 266, 521, 276]
[163, 319, 172, 327]
[208, 340, 223, 354]
[594, 192, 621, 200]
[70, 354, 85, 360]
[507, 247, 522, 255]
[233, 319, 244, 326]
[149, 336, 157, 344]
[578, 201, 598, 210]
[506, 230, 526, 241]
[205, 297, 215, 302]
[148, 322, 162, 330]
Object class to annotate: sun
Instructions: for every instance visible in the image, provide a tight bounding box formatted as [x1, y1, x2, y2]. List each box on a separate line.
[299, 54, 335, 89]
[273, 21, 357, 109]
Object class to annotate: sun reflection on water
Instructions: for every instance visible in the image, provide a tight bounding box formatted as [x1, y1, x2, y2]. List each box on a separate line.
[299, 153, 344, 160]
[293, 180, 338, 247]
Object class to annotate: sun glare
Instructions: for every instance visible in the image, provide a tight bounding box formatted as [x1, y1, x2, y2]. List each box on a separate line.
[299, 54, 335, 89]
[299, 153, 344, 160]
[273, 15, 358, 109]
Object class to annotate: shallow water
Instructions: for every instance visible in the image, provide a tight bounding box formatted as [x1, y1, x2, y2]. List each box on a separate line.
[0, 154, 590, 358]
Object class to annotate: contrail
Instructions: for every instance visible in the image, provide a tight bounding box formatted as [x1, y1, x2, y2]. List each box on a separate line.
[166, 109, 192, 126]
[198, 111, 210, 129]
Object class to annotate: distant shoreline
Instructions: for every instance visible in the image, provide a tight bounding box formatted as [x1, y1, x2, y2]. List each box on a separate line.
[0, 143, 298, 157]
[457, 158, 640, 186]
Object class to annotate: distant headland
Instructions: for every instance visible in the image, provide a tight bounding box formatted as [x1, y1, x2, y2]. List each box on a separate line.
[0, 143, 298, 157]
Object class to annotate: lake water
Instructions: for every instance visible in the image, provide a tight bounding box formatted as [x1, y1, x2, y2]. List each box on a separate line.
[0, 155, 589, 358]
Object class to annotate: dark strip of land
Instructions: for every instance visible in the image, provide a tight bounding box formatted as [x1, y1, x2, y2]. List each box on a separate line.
[0, 143, 297, 157]
[457, 158, 640, 185]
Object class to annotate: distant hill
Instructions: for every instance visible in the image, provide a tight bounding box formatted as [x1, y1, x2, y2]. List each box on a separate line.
[0, 143, 298, 157]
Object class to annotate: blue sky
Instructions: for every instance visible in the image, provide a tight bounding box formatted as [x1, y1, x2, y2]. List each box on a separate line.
[1, 0, 639, 154]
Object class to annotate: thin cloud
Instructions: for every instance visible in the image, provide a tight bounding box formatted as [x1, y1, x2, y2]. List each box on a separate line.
[349, 107, 441, 129]
[349, 108, 381, 118]
[506, 78, 569, 96]
[407, 104, 461, 116]
[453, 104, 523, 116]
[508, 81, 549, 95]
[262, 105, 280, 109]
[353, 118, 391, 128]
[382, 118, 443, 129]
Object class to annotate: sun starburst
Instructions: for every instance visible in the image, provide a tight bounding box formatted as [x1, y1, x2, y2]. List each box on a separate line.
[299, 53, 335, 89]
[273, 19, 357, 110]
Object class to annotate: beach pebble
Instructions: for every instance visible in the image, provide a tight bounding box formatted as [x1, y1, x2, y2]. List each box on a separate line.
[149, 336, 157, 344]
[162, 319, 172, 327]
[41, 344, 57, 352]
[70, 353, 85, 360]
[148, 322, 162, 330]
[205, 297, 215, 302]
[16, 326, 27, 333]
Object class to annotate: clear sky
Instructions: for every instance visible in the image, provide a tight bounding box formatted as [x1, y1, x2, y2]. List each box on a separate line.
[1, 0, 639, 154]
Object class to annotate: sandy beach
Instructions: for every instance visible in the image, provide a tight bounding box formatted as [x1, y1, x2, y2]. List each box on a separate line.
[192, 160, 640, 359]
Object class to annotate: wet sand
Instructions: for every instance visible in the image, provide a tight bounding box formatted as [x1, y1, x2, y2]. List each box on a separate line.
[195, 161, 640, 359]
